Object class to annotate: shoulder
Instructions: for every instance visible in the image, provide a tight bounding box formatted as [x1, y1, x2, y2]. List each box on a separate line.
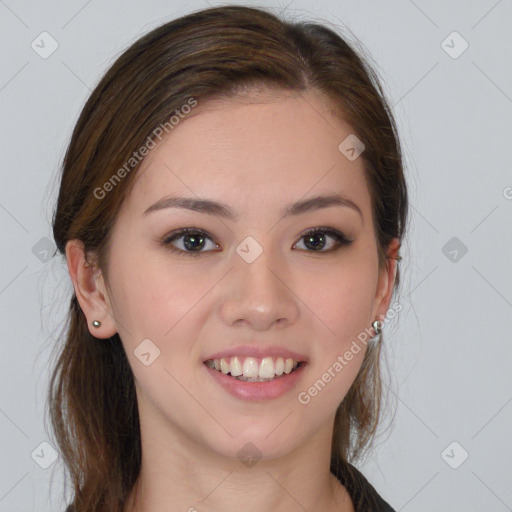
[331, 456, 396, 512]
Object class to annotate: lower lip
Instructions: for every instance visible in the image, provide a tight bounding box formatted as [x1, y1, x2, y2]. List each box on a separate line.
[203, 363, 307, 401]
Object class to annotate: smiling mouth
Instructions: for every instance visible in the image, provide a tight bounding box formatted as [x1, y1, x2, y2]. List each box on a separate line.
[204, 356, 306, 382]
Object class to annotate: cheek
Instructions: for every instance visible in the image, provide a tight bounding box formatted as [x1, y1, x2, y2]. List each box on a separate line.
[298, 261, 376, 405]
[305, 264, 377, 343]
[108, 248, 208, 339]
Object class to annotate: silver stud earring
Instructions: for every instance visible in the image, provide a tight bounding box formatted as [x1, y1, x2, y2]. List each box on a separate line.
[372, 320, 382, 336]
[92, 320, 101, 328]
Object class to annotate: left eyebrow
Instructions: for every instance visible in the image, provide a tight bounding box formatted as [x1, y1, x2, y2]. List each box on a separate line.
[143, 193, 363, 222]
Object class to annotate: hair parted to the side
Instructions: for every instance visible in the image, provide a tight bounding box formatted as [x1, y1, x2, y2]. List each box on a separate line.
[48, 4, 408, 511]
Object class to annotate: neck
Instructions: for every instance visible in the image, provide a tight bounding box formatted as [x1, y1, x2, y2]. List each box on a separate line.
[124, 413, 353, 512]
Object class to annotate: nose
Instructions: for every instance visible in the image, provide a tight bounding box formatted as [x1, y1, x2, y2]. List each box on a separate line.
[219, 246, 299, 332]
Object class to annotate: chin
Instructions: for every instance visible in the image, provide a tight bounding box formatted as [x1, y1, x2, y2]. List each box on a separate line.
[202, 420, 304, 465]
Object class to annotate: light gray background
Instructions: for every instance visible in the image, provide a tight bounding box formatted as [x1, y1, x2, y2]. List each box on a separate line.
[1, 1, 511, 511]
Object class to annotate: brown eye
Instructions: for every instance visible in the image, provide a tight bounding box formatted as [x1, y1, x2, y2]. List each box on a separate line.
[162, 228, 219, 256]
[161, 226, 353, 257]
[294, 228, 353, 253]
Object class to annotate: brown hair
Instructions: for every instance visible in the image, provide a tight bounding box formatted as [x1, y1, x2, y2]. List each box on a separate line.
[48, 4, 408, 511]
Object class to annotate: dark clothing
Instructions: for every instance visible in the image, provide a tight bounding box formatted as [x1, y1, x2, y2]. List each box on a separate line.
[65, 458, 395, 511]
[331, 456, 396, 511]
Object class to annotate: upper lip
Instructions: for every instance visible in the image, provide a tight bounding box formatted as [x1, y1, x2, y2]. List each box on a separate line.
[203, 345, 309, 363]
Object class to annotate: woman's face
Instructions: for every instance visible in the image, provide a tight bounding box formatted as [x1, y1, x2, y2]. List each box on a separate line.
[96, 89, 398, 462]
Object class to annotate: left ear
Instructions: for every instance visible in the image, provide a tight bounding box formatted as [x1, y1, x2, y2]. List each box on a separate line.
[371, 237, 401, 325]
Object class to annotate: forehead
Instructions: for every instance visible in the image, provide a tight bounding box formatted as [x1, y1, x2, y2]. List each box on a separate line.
[126, 89, 371, 219]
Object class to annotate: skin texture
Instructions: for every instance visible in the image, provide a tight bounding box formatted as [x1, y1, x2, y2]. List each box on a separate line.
[66, 88, 399, 512]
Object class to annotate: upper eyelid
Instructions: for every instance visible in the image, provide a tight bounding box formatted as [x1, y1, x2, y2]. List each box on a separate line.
[162, 227, 217, 243]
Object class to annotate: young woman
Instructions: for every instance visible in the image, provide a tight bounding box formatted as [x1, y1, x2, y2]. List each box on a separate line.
[49, 5, 408, 511]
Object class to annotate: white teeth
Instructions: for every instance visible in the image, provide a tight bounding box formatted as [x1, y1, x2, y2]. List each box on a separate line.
[259, 357, 275, 378]
[275, 357, 284, 375]
[284, 358, 294, 374]
[229, 356, 243, 377]
[242, 357, 259, 378]
[220, 358, 230, 374]
[206, 355, 303, 380]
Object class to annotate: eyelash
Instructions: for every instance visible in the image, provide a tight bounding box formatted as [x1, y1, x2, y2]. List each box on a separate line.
[160, 226, 354, 257]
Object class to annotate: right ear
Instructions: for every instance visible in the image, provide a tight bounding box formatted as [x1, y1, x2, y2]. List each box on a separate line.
[65, 239, 118, 338]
